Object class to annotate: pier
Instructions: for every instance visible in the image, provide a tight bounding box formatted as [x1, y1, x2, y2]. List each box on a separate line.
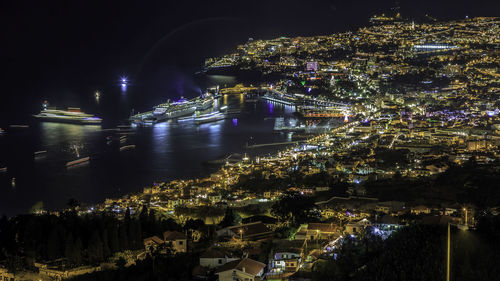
[246, 141, 299, 149]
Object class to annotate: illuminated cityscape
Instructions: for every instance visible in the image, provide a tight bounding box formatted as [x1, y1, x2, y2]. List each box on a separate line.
[0, 1, 499, 281]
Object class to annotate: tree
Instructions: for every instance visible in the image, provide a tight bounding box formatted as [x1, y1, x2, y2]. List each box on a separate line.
[218, 208, 241, 228]
[128, 219, 143, 250]
[147, 208, 159, 236]
[271, 191, 319, 225]
[108, 222, 120, 253]
[47, 228, 60, 260]
[139, 205, 149, 231]
[118, 224, 129, 251]
[73, 237, 83, 265]
[67, 198, 80, 211]
[184, 219, 206, 241]
[116, 257, 127, 269]
[64, 233, 75, 264]
[88, 230, 104, 265]
[124, 207, 131, 223]
[101, 229, 111, 258]
[312, 259, 341, 281]
[29, 201, 44, 214]
[184, 219, 205, 232]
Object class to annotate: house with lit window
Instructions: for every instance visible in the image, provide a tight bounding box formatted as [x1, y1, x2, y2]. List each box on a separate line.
[268, 250, 302, 276]
[410, 205, 431, 215]
[216, 221, 274, 241]
[295, 223, 341, 240]
[345, 218, 372, 235]
[163, 231, 187, 253]
[216, 258, 266, 281]
[199, 248, 239, 268]
[143, 235, 164, 252]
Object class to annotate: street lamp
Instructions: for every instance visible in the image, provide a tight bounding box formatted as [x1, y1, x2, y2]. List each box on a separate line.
[447, 219, 469, 281]
[447, 223, 450, 281]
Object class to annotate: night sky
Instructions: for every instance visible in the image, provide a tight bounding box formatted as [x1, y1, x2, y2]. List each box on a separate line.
[0, 0, 497, 117]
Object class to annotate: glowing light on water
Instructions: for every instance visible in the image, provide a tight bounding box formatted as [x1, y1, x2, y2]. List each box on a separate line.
[120, 76, 128, 91]
[95, 91, 101, 103]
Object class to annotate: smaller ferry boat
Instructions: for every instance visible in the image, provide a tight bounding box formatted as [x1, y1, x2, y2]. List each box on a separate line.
[119, 145, 136, 151]
[194, 111, 225, 125]
[0, 167, 7, 173]
[34, 151, 48, 159]
[34, 101, 102, 125]
[66, 157, 90, 168]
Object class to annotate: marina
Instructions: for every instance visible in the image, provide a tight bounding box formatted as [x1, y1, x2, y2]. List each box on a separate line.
[0, 94, 293, 215]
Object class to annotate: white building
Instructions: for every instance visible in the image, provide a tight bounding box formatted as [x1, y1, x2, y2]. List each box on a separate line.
[216, 258, 266, 281]
[199, 248, 239, 268]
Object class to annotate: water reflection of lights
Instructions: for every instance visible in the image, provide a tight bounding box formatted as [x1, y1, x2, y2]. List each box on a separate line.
[120, 76, 128, 93]
[95, 91, 101, 103]
[152, 122, 171, 154]
[264, 100, 295, 115]
[206, 122, 222, 147]
[39, 123, 100, 160]
[40, 122, 100, 143]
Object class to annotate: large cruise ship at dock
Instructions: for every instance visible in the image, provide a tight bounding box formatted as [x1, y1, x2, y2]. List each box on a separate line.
[130, 95, 216, 125]
[153, 99, 197, 122]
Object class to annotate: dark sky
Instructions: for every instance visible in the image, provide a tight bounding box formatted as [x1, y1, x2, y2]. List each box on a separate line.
[0, 0, 498, 110]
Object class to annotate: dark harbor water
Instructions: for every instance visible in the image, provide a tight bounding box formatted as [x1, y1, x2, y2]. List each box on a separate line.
[0, 75, 298, 216]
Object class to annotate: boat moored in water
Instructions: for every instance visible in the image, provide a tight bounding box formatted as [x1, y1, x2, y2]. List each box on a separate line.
[129, 94, 216, 125]
[119, 145, 136, 151]
[66, 157, 90, 168]
[34, 151, 47, 158]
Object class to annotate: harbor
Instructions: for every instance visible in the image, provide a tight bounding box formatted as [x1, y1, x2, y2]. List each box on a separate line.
[0, 94, 295, 215]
